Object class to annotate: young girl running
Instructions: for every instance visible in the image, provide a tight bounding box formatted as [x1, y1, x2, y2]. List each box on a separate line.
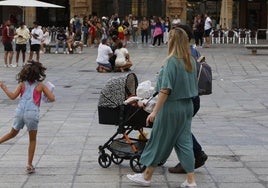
[0, 61, 55, 174]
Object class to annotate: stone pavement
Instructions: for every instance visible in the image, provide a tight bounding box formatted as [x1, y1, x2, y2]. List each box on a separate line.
[0, 41, 268, 188]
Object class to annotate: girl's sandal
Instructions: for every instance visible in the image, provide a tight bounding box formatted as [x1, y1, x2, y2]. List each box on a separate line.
[26, 165, 35, 174]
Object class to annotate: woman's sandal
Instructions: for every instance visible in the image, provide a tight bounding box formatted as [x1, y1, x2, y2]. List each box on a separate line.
[26, 165, 35, 174]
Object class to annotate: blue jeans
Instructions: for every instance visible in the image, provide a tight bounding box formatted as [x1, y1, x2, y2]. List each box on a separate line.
[191, 96, 203, 157]
[56, 41, 66, 52]
[192, 134, 203, 158]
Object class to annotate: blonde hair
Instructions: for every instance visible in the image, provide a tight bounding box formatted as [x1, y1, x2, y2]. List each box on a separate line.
[168, 28, 192, 72]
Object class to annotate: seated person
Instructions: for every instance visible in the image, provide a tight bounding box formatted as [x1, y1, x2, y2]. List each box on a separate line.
[55, 28, 67, 54]
[73, 29, 84, 53]
[114, 41, 132, 72]
[40, 27, 50, 53]
[96, 38, 113, 73]
[66, 27, 75, 53]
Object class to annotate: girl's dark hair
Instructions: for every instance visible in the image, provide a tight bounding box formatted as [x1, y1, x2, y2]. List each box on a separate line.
[16, 60, 47, 83]
[117, 41, 123, 49]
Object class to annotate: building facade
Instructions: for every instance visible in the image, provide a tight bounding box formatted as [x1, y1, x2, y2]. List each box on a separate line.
[0, 0, 267, 32]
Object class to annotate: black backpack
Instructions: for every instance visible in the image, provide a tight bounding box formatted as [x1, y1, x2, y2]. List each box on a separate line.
[196, 56, 212, 95]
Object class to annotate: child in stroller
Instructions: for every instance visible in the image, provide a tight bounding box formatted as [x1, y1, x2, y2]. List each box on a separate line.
[98, 73, 156, 172]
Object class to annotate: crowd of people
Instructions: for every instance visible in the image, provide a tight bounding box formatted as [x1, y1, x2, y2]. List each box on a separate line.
[192, 13, 212, 48]
[1, 13, 213, 70]
[1, 20, 44, 66]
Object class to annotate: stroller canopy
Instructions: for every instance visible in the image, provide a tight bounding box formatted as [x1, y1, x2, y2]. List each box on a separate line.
[98, 73, 138, 108]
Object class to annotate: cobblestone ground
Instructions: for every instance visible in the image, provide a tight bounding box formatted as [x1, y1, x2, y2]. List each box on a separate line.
[0, 41, 268, 188]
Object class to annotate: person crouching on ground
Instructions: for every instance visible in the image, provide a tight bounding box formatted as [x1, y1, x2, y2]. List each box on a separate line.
[0, 61, 55, 174]
[96, 38, 113, 73]
[127, 28, 198, 187]
[114, 41, 132, 72]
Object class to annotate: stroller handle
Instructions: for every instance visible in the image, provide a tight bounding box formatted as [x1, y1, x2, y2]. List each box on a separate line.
[143, 91, 158, 107]
[152, 92, 159, 97]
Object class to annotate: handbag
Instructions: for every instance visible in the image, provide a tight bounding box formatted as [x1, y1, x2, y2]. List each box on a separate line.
[196, 56, 212, 95]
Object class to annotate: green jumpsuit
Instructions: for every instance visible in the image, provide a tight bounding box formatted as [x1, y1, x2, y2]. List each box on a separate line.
[140, 56, 198, 173]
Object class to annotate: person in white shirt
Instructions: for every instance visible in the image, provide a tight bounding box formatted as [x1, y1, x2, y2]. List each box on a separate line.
[29, 21, 43, 62]
[114, 42, 132, 72]
[204, 13, 212, 48]
[96, 38, 113, 73]
[14, 22, 30, 67]
[171, 14, 181, 27]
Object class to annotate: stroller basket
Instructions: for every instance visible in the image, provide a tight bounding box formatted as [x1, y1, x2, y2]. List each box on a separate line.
[110, 138, 146, 158]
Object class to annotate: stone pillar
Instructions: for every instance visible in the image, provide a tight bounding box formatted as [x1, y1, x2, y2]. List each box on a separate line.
[69, 0, 92, 18]
[24, 7, 36, 27]
[166, 0, 187, 24]
[220, 0, 233, 29]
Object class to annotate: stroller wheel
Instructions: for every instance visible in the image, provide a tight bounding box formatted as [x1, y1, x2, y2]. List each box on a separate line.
[130, 155, 146, 173]
[98, 153, 112, 168]
[111, 153, 124, 165]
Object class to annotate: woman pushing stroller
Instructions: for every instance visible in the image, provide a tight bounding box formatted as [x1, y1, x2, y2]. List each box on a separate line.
[127, 28, 198, 187]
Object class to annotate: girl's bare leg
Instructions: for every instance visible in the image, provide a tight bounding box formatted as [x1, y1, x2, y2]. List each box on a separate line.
[0, 128, 20, 144]
[28, 130, 37, 167]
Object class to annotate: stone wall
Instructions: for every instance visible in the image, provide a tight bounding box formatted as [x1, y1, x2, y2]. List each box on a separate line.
[166, 0, 187, 23]
[69, 0, 92, 18]
[220, 0, 233, 29]
[24, 7, 36, 26]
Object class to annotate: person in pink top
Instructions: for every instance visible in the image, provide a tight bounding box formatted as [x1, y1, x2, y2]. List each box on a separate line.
[151, 18, 163, 47]
[0, 61, 55, 174]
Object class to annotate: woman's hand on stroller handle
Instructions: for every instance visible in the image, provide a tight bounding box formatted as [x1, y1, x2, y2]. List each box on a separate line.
[146, 112, 156, 127]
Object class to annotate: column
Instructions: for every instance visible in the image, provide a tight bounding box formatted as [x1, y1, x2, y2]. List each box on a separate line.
[25, 7, 36, 26]
[69, 0, 92, 17]
[220, 0, 233, 29]
[166, 0, 187, 23]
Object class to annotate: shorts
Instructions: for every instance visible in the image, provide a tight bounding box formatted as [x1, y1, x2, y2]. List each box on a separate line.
[13, 109, 39, 131]
[3, 42, 13, 51]
[30, 44, 41, 52]
[204, 28, 212, 37]
[16, 44, 27, 52]
[97, 62, 112, 70]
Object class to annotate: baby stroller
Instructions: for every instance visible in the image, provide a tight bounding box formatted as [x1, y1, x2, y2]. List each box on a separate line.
[98, 73, 155, 173]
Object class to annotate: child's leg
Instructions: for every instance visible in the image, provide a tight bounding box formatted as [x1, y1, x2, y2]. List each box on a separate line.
[28, 130, 37, 167]
[0, 128, 20, 144]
